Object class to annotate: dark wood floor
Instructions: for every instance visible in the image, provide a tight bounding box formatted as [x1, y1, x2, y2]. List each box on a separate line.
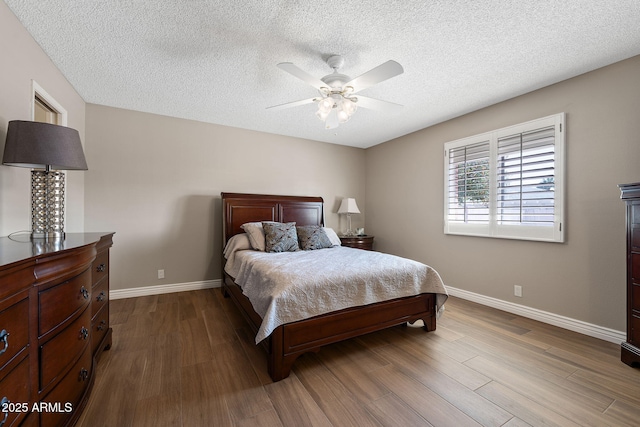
[77, 289, 640, 426]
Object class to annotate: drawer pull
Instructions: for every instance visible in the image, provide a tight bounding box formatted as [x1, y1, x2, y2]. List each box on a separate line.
[97, 320, 107, 331]
[80, 287, 89, 300]
[1, 397, 8, 426]
[96, 263, 106, 273]
[0, 330, 8, 355]
[79, 368, 89, 381]
[80, 327, 89, 340]
[96, 291, 106, 302]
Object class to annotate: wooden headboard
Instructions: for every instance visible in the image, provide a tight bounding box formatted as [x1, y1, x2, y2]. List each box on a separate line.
[221, 193, 324, 243]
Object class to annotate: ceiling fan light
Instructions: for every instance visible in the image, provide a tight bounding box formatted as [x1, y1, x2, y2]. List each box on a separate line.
[341, 97, 357, 115]
[337, 109, 351, 123]
[318, 97, 334, 114]
[316, 109, 330, 121]
[272, 56, 404, 130]
[325, 109, 339, 129]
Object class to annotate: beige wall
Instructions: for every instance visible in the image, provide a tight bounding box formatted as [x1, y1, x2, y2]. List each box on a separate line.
[0, 2, 86, 236]
[84, 105, 366, 290]
[366, 55, 640, 332]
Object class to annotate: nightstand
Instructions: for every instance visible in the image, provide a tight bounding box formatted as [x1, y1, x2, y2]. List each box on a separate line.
[339, 235, 374, 251]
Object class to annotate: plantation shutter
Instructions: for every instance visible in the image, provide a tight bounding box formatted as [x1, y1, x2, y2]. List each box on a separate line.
[444, 113, 563, 242]
[447, 140, 491, 224]
[496, 126, 556, 226]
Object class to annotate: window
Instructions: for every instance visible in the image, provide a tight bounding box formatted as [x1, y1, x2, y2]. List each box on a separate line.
[444, 113, 565, 242]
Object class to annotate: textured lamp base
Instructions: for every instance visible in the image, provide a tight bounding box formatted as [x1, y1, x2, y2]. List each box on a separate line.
[31, 170, 65, 240]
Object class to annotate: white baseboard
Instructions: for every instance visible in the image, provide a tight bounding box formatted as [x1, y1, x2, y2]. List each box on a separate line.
[110, 279, 221, 300]
[109, 280, 624, 345]
[446, 286, 625, 345]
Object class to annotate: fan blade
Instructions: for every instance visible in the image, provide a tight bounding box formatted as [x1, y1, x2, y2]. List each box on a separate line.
[345, 60, 404, 93]
[277, 63, 330, 92]
[354, 95, 403, 114]
[266, 97, 317, 111]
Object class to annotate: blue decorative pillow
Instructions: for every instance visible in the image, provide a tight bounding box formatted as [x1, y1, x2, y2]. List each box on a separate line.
[262, 222, 299, 252]
[296, 225, 333, 250]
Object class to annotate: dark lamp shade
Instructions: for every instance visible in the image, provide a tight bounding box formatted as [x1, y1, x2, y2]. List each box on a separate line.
[2, 120, 88, 170]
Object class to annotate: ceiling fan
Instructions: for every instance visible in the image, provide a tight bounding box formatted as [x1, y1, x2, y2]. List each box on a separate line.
[267, 55, 404, 129]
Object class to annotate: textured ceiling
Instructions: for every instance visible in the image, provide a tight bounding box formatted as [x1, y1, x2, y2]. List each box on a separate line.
[5, 0, 640, 148]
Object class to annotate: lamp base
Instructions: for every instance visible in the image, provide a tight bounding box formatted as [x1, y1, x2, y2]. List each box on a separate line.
[31, 170, 65, 240]
[31, 231, 65, 240]
[343, 213, 355, 236]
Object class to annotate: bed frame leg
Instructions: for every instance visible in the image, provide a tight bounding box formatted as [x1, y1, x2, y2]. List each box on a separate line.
[406, 314, 436, 331]
[424, 316, 436, 331]
[268, 361, 292, 382]
[268, 327, 292, 381]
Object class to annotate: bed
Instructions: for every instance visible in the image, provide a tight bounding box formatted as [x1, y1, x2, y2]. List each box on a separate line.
[221, 192, 448, 381]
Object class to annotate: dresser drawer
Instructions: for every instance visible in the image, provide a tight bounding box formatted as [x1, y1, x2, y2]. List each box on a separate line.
[91, 276, 109, 319]
[0, 264, 33, 303]
[339, 235, 374, 250]
[632, 282, 640, 311]
[40, 343, 92, 427]
[0, 298, 29, 373]
[92, 251, 109, 286]
[632, 224, 640, 252]
[632, 253, 640, 284]
[631, 312, 640, 345]
[40, 306, 91, 391]
[0, 357, 30, 427]
[91, 305, 109, 356]
[39, 269, 91, 336]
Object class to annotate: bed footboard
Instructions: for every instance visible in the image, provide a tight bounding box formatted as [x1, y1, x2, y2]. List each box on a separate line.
[267, 292, 436, 381]
[223, 275, 436, 381]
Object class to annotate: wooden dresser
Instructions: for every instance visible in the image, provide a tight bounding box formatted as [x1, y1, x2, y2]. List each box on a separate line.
[619, 183, 640, 367]
[0, 232, 114, 427]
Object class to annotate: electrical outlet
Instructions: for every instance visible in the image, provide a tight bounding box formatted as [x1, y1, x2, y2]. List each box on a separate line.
[514, 285, 522, 297]
[158, 269, 165, 279]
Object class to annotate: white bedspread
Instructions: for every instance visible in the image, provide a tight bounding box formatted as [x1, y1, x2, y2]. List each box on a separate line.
[225, 246, 448, 343]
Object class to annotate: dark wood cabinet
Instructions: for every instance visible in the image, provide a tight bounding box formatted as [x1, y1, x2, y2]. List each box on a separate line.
[90, 237, 113, 362]
[619, 183, 640, 367]
[0, 232, 114, 426]
[339, 235, 374, 251]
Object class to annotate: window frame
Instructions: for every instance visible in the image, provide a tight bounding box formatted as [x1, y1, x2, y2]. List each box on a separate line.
[443, 113, 565, 243]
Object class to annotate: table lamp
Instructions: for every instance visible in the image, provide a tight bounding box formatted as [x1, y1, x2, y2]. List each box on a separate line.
[3, 120, 88, 240]
[338, 197, 360, 236]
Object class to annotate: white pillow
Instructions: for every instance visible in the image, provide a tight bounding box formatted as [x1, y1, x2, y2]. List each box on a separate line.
[241, 222, 266, 251]
[323, 227, 342, 246]
[223, 233, 252, 259]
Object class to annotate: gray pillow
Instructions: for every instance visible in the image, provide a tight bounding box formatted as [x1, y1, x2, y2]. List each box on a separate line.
[296, 225, 333, 250]
[262, 222, 299, 252]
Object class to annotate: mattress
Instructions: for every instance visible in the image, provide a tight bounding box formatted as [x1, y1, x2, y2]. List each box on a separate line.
[224, 243, 448, 343]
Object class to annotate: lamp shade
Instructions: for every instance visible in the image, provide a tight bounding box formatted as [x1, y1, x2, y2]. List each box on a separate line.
[338, 198, 360, 215]
[3, 120, 88, 170]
